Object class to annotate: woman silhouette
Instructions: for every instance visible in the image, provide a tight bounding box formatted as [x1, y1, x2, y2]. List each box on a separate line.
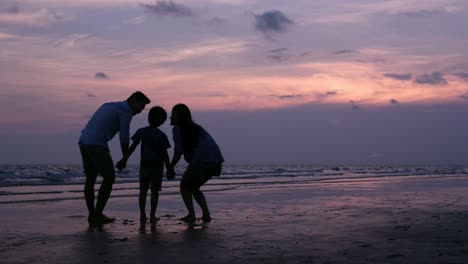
[168, 104, 224, 223]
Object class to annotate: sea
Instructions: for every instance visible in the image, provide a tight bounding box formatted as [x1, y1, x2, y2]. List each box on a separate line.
[0, 164, 467, 204]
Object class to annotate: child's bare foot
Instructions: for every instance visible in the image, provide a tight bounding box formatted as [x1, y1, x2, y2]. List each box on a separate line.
[149, 216, 160, 223]
[140, 213, 147, 223]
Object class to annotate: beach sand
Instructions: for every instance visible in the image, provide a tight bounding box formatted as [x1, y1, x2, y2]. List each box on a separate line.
[1, 175, 468, 263]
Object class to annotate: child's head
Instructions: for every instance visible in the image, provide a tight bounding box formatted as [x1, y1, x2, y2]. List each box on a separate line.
[148, 106, 167, 127]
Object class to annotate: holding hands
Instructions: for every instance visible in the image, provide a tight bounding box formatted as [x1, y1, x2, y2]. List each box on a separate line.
[116, 158, 127, 171]
[166, 167, 175, 180]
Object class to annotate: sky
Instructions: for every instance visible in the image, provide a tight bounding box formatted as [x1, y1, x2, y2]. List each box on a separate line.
[1, 0, 468, 165]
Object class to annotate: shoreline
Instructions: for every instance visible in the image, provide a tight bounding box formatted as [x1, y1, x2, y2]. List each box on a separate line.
[1, 175, 468, 263]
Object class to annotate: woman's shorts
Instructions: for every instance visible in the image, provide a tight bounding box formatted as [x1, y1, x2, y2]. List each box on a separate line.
[140, 167, 164, 192]
[180, 162, 222, 191]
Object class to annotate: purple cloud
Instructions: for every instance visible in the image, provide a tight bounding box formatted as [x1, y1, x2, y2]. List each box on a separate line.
[140, 1, 193, 17]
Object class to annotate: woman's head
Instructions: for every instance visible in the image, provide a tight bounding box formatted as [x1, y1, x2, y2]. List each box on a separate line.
[170, 103, 192, 126]
[171, 104, 201, 161]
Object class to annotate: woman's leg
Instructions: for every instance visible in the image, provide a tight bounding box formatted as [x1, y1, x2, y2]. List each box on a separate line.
[179, 171, 196, 222]
[193, 189, 211, 221]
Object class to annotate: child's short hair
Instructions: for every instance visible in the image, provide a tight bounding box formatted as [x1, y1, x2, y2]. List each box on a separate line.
[148, 106, 167, 127]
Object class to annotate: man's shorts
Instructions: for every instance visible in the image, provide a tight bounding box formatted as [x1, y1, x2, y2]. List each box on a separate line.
[79, 143, 115, 181]
[180, 162, 222, 192]
[140, 167, 164, 192]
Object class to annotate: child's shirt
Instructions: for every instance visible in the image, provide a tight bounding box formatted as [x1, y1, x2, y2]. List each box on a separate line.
[131, 126, 170, 169]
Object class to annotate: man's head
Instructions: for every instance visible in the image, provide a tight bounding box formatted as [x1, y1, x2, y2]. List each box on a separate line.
[127, 91, 150, 115]
[148, 106, 167, 127]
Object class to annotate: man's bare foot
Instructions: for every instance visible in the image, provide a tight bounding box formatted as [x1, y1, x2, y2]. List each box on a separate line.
[202, 215, 212, 223]
[179, 215, 196, 223]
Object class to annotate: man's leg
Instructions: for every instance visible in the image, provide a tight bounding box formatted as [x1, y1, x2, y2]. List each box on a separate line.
[95, 173, 115, 216]
[84, 174, 97, 217]
[93, 147, 116, 223]
[80, 144, 98, 223]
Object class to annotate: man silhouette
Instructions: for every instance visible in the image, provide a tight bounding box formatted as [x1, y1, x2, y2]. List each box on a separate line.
[79, 91, 150, 225]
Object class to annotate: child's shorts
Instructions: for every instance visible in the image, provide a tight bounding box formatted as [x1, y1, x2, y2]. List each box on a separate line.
[140, 167, 164, 192]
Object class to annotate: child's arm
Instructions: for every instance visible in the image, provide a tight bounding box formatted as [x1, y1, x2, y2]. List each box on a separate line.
[116, 140, 139, 171]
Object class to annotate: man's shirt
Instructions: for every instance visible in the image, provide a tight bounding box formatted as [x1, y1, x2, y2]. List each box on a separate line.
[79, 101, 133, 147]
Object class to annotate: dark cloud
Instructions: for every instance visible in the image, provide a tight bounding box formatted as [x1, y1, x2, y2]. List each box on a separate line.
[384, 73, 412, 81]
[334, 50, 353, 55]
[267, 48, 288, 61]
[350, 100, 360, 110]
[454, 73, 468, 81]
[317, 91, 337, 99]
[390, 99, 399, 104]
[140, 1, 193, 17]
[269, 48, 287, 53]
[414, 72, 447, 85]
[458, 92, 468, 100]
[87, 92, 96, 98]
[207, 17, 227, 25]
[0, 1, 19, 14]
[277, 94, 303, 100]
[253, 10, 293, 34]
[95, 72, 109, 80]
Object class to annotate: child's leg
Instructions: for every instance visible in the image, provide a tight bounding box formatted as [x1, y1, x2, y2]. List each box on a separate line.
[150, 191, 159, 222]
[139, 170, 152, 221]
[139, 188, 148, 220]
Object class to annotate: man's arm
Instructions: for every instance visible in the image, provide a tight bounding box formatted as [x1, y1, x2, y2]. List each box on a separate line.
[121, 144, 129, 157]
[119, 111, 132, 153]
[116, 141, 139, 171]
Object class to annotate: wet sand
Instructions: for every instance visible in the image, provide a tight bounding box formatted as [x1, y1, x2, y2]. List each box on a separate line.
[1, 174, 468, 263]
